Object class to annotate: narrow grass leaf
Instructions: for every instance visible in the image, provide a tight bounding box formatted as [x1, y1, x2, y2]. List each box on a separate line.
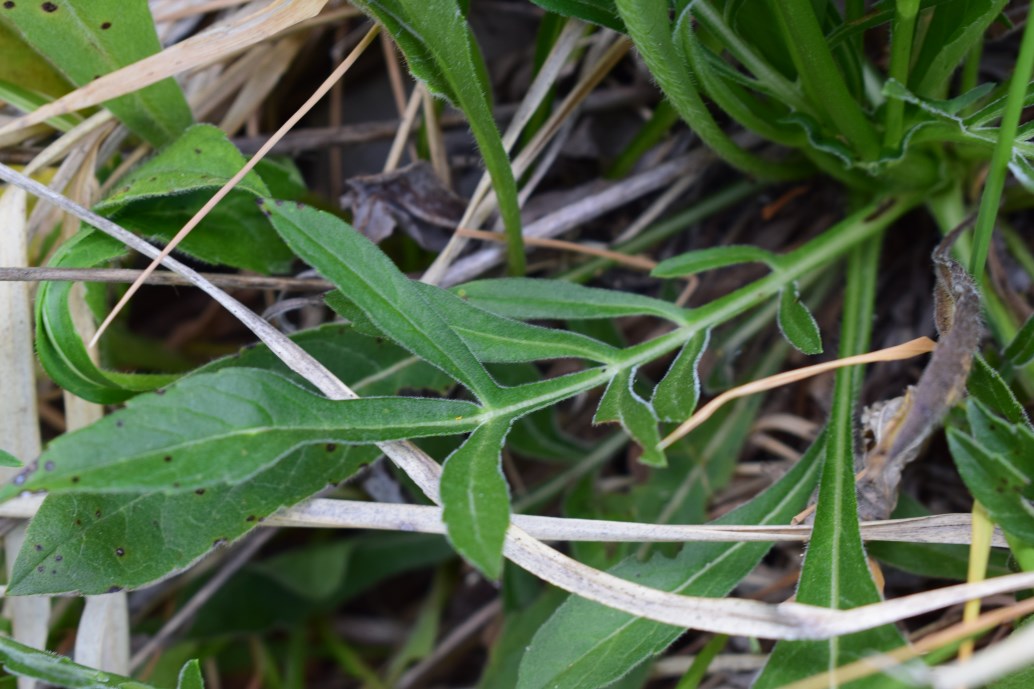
[909, 0, 1009, 98]
[1004, 313, 1034, 366]
[94, 124, 294, 274]
[263, 200, 500, 402]
[455, 278, 689, 324]
[651, 245, 778, 278]
[2, 368, 481, 499]
[652, 329, 709, 422]
[0, 0, 191, 145]
[594, 368, 665, 466]
[528, 0, 624, 32]
[948, 400, 1034, 543]
[777, 282, 823, 355]
[8, 444, 375, 596]
[441, 420, 513, 579]
[351, 0, 525, 273]
[516, 433, 823, 689]
[0, 635, 164, 689]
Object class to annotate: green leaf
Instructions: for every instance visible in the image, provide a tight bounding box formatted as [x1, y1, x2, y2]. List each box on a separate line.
[0, 634, 158, 689]
[0, 448, 23, 467]
[968, 354, 1031, 427]
[263, 199, 501, 403]
[350, 0, 525, 273]
[594, 368, 665, 466]
[441, 420, 513, 579]
[418, 283, 620, 364]
[528, 0, 624, 32]
[0, 20, 72, 101]
[1005, 313, 1034, 367]
[3, 368, 481, 499]
[8, 443, 375, 596]
[652, 329, 709, 422]
[777, 282, 823, 355]
[0, 0, 191, 145]
[176, 660, 205, 689]
[95, 124, 294, 274]
[909, 0, 1009, 98]
[948, 399, 1034, 543]
[651, 245, 778, 279]
[36, 229, 176, 404]
[515, 433, 823, 689]
[454, 278, 689, 324]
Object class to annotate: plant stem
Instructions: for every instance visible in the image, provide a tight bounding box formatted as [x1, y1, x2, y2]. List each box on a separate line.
[771, 0, 880, 161]
[884, 0, 920, 149]
[969, 5, 1034, 278]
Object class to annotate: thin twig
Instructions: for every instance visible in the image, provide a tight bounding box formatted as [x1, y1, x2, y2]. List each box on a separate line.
[0, 267, 333, 291]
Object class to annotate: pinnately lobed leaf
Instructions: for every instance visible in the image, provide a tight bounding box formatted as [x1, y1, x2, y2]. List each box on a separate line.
[516, 432, 823, 689]
[1, 367, 481, 500]
[0, 0, 191, 145]
[441, 420, 513, 579]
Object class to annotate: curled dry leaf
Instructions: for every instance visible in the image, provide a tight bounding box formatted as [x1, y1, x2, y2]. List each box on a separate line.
[342, 161, 466, 250]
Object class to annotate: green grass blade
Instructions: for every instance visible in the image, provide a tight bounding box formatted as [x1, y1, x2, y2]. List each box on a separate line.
[0, 0, 191, 145]
[0, 635, 162, 689]
[515, 433, 823, 689]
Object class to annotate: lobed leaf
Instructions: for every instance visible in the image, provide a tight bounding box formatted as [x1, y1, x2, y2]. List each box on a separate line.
[593, 368, 665, 466]
[454, 277, 689, 324]
[263, 200, 502, 403]
[2, 367, 481, 499]
[0, 0, 191, 145]
[651, 244, 779, 279]
[516, 433, 823, 689]
[441, 420, 513, 579]
[652, 329, 709, 422]
[777, 282, 823, 355]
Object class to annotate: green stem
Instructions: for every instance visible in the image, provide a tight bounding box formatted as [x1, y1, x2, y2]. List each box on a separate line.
[675, 634, 729, 689]
[772, 0, 880, 161]
[970, 6, 1034, 278]
[884, 0, 920, 149]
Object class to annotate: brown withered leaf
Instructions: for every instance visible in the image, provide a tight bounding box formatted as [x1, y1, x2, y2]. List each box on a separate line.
[856, 224, 983, 521]
[341, 161, 466, 251]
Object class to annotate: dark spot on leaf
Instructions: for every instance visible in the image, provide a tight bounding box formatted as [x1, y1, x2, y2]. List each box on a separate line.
[43, 461, 54, 471]
[3, 2, 14, 9]
[54, 555, 62, 562]
[40, 1, 56, 11]
[107, 586, 122, 593]
[245, 515, 256, 522]
[152, 520, 159, 527]
[194, 148, 202, 154]
[95, 510, 101, 518]
[155, 388, 166, 395]
[325, 443, 337, 452]
[149, 176, 157, 182]
[74, 519, 81, 526]
[274, 200, 284, 206]
[116, 419, 124, 428]
[195, 488, 205, 495]
[71, 476, 80, 484]
[100, 21, 110, 29]
[34, 544, 42, 551]
[50, 570, 56, 574]
[37, 566, 44, 573]
[164, 455, 172, 462]
[115, 547, 124, 557]
[173, 482, 181, 489]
